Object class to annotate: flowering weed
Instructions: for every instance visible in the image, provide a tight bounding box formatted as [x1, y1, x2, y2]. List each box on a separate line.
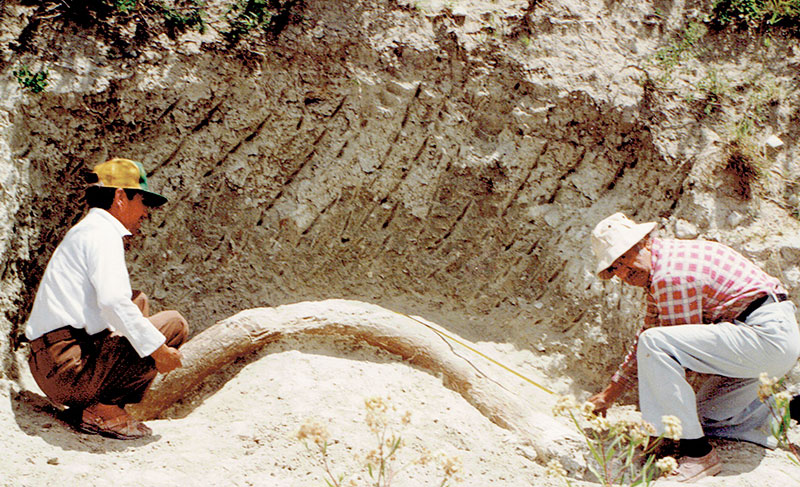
[551, 396, 679, 486]
[297, 396, 462, 487]
[758, 373, 800, 466]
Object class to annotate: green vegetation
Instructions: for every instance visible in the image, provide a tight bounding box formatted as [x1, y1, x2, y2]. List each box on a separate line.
[13, 66, 49, 94]
[695, 68, 728, 115]
[40, 0, 300, 41]
[550, 397, 680, 486]
[758, 373, 800, 465]
[684, 69, 786, 200]
[646, 3, 794, 203]
[158, 1, 207, 33]
[712, 0, 800, 28]
[224, 0, 274, 43]
[115, 0, 138, 14]
[652, 21, 707, 81]
[719, 72, 784, 193]
[731, 81, 775, 142]
[296, 396, 462, 487]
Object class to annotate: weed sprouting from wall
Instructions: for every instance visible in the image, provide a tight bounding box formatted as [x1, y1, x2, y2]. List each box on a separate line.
[712, 0, 800, 31]
[115, 0, 138, 14]
[13, 66, 48, 93]
[696, 68, 728, 115]
[224, 0, 274, 42]
[724, 142, 763, 199]
[158, 1, 207, 33]
[25, 0, 301, 42]
[652, 21, 708, 82]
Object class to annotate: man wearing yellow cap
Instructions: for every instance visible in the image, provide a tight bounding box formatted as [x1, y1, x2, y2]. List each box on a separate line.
[25, 158, 189, 440]
[589, 212, 800, 482]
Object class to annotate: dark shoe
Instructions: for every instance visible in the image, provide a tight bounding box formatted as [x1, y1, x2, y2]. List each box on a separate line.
[790, 394, 800, 422]
[649, 438, 680, 459]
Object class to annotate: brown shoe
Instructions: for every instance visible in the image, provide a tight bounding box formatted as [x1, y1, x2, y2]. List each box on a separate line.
[670, 448, 721, 483]
[78, 410, 152, 440]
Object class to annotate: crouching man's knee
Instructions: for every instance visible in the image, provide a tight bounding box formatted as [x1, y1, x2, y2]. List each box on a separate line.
[150, 310, 190, 348]
[636, 328, 666, 362]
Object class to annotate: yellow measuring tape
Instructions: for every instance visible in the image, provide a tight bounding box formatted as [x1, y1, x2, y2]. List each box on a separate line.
[396, 311, 554, 395]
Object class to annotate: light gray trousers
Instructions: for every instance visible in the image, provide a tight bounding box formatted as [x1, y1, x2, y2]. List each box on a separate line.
[637, 299, 800, 447]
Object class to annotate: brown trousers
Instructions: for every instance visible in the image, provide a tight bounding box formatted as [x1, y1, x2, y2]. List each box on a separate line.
[28, 293, 188, 410]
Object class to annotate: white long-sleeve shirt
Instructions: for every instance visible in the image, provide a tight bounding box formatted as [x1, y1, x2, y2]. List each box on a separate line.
[25, 208, 165, 357]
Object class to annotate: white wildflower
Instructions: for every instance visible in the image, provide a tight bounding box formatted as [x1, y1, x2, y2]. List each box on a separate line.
[661, 415, 682, 441]
[545, 459, 568, 477]
[656, 456, 678, 475]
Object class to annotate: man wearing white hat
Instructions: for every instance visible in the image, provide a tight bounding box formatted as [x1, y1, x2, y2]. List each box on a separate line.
[25, 158, 189, 440]
[589, 212, 800, 482]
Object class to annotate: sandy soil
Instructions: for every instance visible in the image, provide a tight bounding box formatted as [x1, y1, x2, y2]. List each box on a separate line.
[2, 304, 800, 487]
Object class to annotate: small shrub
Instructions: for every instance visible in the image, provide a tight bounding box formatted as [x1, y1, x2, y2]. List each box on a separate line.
[723, 141, 764, 199]
[115, 0, 138, 14]
[224, 0, 274, 43]
[297, 396, 462, 487]
[159, 1, 206, 33]
[13, 66, 48, 93]
[652, 21, 708, 81]
[551, 396, 680, 486]
[712, 0, 800, 29]
[696, 68, 729, 115]
[758, 372, 800, 465]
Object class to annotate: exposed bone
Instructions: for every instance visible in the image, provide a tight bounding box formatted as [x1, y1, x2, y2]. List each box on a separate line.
[128, 299, 577, 461]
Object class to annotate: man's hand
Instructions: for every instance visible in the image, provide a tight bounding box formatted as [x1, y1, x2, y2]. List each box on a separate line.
[151, 344, 182, 374]
[588, 381, 626, 417]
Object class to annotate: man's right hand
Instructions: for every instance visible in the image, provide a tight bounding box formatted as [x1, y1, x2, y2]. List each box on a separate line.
[151, 344, 182, 374]
[588, 381, 626, 417]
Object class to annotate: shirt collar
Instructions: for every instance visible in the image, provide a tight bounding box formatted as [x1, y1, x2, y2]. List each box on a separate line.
[88, 207, 132, 238]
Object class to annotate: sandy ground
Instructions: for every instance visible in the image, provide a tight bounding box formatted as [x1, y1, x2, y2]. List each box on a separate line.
[2, 304, 800, 487]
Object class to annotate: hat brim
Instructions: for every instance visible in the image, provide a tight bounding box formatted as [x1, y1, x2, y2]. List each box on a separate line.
[140, 190, 168, 207]
[595, 221, 656, 278]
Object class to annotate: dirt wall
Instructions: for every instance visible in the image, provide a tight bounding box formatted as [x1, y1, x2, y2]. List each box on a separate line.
[1, 0, 799, 391]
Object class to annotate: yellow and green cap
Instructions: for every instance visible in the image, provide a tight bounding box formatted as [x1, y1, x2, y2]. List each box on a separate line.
[92, 158, 168, 207]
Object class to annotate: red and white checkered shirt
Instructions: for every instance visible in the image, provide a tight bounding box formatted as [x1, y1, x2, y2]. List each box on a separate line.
[612, 238, 787, 389]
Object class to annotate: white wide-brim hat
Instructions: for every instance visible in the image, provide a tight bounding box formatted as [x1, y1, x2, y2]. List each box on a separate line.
[591, 212, 656, 278]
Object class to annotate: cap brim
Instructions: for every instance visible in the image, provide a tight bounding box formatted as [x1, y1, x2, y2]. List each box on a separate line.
[141, 190, 168, 207]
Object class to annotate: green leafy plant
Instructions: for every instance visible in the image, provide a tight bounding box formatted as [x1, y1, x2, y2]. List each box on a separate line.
[652, 21, 707, 81]
[115, 0, 138, 14]
[696, 68, 729, 115]
[744, 74, 784, 123]
[758, 373, 800, 466]
[550, 396, 680, 486]
[13, 66, 49, 93]
[159, 1, 206, 33]
[712, 0, 800, 28]
[224, 0, 274, 42]
[296, 396, 462, 487]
